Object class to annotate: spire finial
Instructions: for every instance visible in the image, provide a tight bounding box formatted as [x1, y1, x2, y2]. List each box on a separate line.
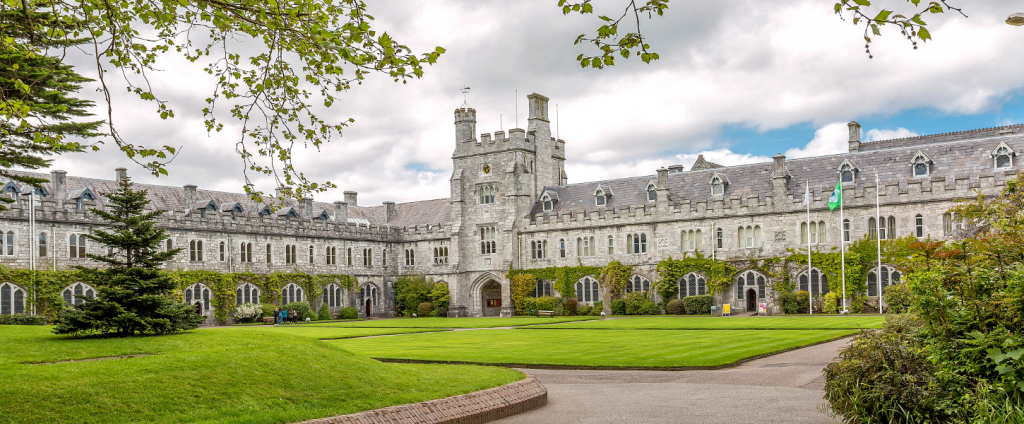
[460, 86, 471, 108]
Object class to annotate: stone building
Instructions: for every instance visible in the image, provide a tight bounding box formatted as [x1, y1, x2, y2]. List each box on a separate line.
[1, 92, 1021, 319]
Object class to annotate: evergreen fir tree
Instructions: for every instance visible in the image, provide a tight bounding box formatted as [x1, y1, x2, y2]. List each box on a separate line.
[53, 177, 201, 336]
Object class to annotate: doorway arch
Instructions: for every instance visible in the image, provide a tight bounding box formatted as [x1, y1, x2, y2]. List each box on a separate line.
[480, 280, 501, 317]
[745, 288, 756, 312]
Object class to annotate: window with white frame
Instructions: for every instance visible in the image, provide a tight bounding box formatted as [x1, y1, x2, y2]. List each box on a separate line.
[801, 221, 826, 245]
[867, 266, 902, 297]
[560, 238, 567, 258]
[281, 283, 304, 304]
[479, 184, 496, 204]
[62, 282, 96, 306]
[433, 246, 449, 264]
[607, 235, 614, 255]
[38, 232, 47, 257]
[625, 274, 651, 296]
[235, 283, 261, 305]
[405, 248, 416, 266]
[869, 216, 897, 240]
[626, 233, 647, 254]
[715, 228, 723, 249]
[219, 241, 226, 262]
[710, 175, 725, 196]
[678, 272, 707, 298]
[184, 283, 212, 312]
[994, 143, 1015, 169]
[189, 240, 203, 262]
[530, 240, 547, 260]
[798, 268, 830, 297]
[0, 282, 26, 314]
[910, 151, 932, 177]
[535, 280, 552, 298]
[0, 230, 14, 256]
[680, 229, 702, 252]
[323, 283, 344, 308]
[943, 212, 965, 236]
[69, 233, 85, 258]
[576, 236, 595, 257]
[575, 276, 600, 303]
[735, 271, 766, 301]
[240, 242, 253, 263]
[843, 219, 851, 243]
[646, 182, 657, 202]
[595, 188, 607, 207]
[838, 160, 858, 183]
[480, 226, 496, 254]
[915, 214, 924, 238]
[737, 225, 762, 248]
[541, 193, 554, 212]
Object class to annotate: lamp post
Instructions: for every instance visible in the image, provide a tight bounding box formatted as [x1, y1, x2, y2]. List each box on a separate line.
[1008, 12, 1024, 26]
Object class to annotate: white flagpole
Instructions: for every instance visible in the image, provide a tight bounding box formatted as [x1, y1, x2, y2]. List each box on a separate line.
[840, 180, 847, 313]
[806, 181, 812, 315]
[876, 173, 884, 312]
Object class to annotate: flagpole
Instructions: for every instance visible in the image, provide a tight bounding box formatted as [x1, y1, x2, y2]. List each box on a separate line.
[806, 180, 812, 315]
[876, 173, 884, 312]
[840, 179, 847, 313]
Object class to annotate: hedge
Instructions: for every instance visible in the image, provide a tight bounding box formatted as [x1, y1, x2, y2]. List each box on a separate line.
[682, 295, 713, 315]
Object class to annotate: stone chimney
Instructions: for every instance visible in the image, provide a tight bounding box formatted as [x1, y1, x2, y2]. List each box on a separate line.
[301, 197, 313, 219]
[656, 167, 669, 188]
[50, 170, 67, 202]
[344, 191, 358, 207]
[383, 201, 396, 221]
[655, 168, 670, 209]
[668, 165, 685, 174]
[115, 167, 127, 183]
[184, 184, 197, 212]
[770, 153, 790, 202]
[848, 121, 862, 152]
[334, 201, 348, 225]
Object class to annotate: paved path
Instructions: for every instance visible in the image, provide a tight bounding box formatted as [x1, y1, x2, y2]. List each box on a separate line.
[496, 337, 850, 424]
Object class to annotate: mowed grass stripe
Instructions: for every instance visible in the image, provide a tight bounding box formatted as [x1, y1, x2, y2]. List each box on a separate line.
[534, 315, 885, 330]
[216, 325, 446, 339]
[328, 328, 857, 368]
[299, 316, 598, 328]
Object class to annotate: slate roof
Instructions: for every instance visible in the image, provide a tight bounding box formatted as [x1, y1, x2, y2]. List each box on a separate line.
[532, 124, 1024, 216]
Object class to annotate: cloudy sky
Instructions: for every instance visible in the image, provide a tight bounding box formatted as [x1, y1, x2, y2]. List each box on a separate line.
[42, 0, 1024, 206]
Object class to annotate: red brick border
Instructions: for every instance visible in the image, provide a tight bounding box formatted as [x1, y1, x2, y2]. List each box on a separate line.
[295, 376, 547, 424]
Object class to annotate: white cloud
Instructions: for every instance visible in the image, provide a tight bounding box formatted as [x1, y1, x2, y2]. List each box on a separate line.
[783, 123, 849, 159]
[865, 127, 919, 142]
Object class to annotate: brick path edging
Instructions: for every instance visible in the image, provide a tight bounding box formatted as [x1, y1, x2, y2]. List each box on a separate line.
[295, 376, 547, 424]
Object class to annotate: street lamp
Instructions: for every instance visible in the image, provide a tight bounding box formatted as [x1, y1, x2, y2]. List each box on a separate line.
[1008, 12, 1024, 26]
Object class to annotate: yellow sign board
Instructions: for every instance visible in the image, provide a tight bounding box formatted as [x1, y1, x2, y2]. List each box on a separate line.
[722, 304, 730, 315]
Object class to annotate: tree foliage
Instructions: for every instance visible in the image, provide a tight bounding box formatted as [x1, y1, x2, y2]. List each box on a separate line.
[654, 252, 735, 301]
[52, 177, 201, 336]
[834, 0, 966, 58]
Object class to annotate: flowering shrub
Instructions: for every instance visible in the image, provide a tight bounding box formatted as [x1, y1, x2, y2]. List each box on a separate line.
[233, 302, 263, 322]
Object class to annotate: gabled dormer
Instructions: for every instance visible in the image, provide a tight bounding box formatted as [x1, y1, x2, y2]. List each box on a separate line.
[539, 191, 558, 212]
[257, 204, 273, 221]
[311, 209, 331, 221]
[992, 141, 1016, 170]
[221, 202, 244, 218]
[69, 187, 97, 210]
[593, 184, 612, 207]
[837, 159, 859, 184]
[1, 181, 21, 203]
[277, 206, 299, 219]
[645, 180, 658, 202]
[194, 199, 218, 218]
[909, 151, 933, 177]
[708, 173, 729, 196]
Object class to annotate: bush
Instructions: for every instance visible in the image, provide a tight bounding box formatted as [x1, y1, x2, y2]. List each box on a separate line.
[638, 301, 660, 315]
[610, 299, 626, 315]
[624, 291, 654, 315]
[430, 282, 450, 310]
[534, 296, 558, 312]
[563, 298, 578, 316]
[338, 307, 358, 320]
[233, 303, 263, 323]
[519, 297, 537, 315]
[778, 291, 800, 314]
[393, 274, 434, 317]
[665, 299, 686, 315]
[0, 313, 46, 325]
[433, 306, 448, 317]
[417, 302, 434, 317]
[884, 283, 912, 314]
[578, 305, 593, 316]
[795, 290, 810, 314]
[591, 301, 604, 315]
[261, 303, 276, 317]
[682, 295, 712, 315]
[850, 295, 865, 314]
[317, 304, 332, 321]
[283, 302, 314, 321]
[822, 292, 838, 314]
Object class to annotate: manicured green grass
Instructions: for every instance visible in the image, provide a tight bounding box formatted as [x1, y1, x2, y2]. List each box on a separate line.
[0, 326, 523, 424]
[329, 328, 857, 368]
[214, 325, 445, 339]
[303, 316, 598, 328]
[537, 315, 885, 330]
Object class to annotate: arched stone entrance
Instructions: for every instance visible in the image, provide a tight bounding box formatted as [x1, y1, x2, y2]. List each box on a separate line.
[365, 298, 372, 317]
[745, 288, 756, 312]
[480, 280, 502, 317]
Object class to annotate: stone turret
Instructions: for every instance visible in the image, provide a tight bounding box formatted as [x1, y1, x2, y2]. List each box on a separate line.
[455, 108, 477, 144]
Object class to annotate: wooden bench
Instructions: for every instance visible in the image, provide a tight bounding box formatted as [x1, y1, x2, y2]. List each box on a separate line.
[262, 317, 275, 325]
[537, 310, 555, 317]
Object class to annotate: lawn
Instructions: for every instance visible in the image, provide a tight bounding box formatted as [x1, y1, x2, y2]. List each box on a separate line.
[0, 326, 523, 424]
[328, 328, 857, 368]
[534, 315, 885, 330]
[297, 316, 598, 328]
[215, 325, 446, 339]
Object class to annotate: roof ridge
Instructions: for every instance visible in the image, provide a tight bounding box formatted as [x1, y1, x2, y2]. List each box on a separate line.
[864, 123, 1024, 146]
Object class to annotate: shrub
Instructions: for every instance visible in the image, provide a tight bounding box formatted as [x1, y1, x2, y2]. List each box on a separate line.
[578, 305, 593, 316]
[850, 295, 865, 314]
[563, 298, 578, 316]
[233, 303, 263, 322]
[261, 303, 276, 317]
[682, 295, 712, 315]
[610, 299, 626, 315]
[822, 292, 838, 314]
[795, 290, 810, 314]
[0, 313, 46, 325]
[434, 306, 448, 317]
[417, 302, 434, 317]
[519, 297, 537, 315]
[884, 283, 912, 314]
[638, 301, 660, 315]
[534, 296, 558, 312]
[778, 291, 800, 314]
[591, 301, 604, 315]
[338, 307, 358, 320]
[393, 274, 434, 317]
[317, 304, 332, 321]
[430, 282, 450, 310]
[283, 302, 314, 321]
[624, 291, 652, 315]
[665, 299, 686, 315]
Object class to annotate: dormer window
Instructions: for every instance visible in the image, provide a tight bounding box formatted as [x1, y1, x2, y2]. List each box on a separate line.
[258, 205, 272, 222]
[595, 189, 606, 206]
[69, 188, 96, 210]
[910, 151, 932, 177]
[837, 159, 858, 184]
[992, 141, 1016, 169]
[646, 182, 657, 202]
[540, 193, 554, 212]
[708, 174, 727, 196]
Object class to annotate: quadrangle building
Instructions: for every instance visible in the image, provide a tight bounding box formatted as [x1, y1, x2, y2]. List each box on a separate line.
[0, 93, 1020, 321]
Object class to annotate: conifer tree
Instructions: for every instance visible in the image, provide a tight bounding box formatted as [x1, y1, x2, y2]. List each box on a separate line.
[53, 177, 201, 336]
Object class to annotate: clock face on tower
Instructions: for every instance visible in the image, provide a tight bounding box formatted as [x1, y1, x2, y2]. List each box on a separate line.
[482, 164, 491, 174]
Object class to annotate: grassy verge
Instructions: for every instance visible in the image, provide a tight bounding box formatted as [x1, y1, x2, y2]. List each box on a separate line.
[214, 325, 445, 339]
[329, 328, 857, 368]
[0, 326, 523, 424]
[301, 316, 598, 328]
[537, 315, 884, 330]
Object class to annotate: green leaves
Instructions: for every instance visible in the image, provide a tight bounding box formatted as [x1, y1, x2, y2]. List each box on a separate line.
[560, 0, 668, 69]
[834, 0, 963, 58]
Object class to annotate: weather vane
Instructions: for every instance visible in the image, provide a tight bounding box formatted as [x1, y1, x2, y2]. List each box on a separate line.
[461, 86, 471, 108]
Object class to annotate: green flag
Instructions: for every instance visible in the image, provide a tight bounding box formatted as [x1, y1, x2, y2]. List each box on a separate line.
[828, 181, 842, 211]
